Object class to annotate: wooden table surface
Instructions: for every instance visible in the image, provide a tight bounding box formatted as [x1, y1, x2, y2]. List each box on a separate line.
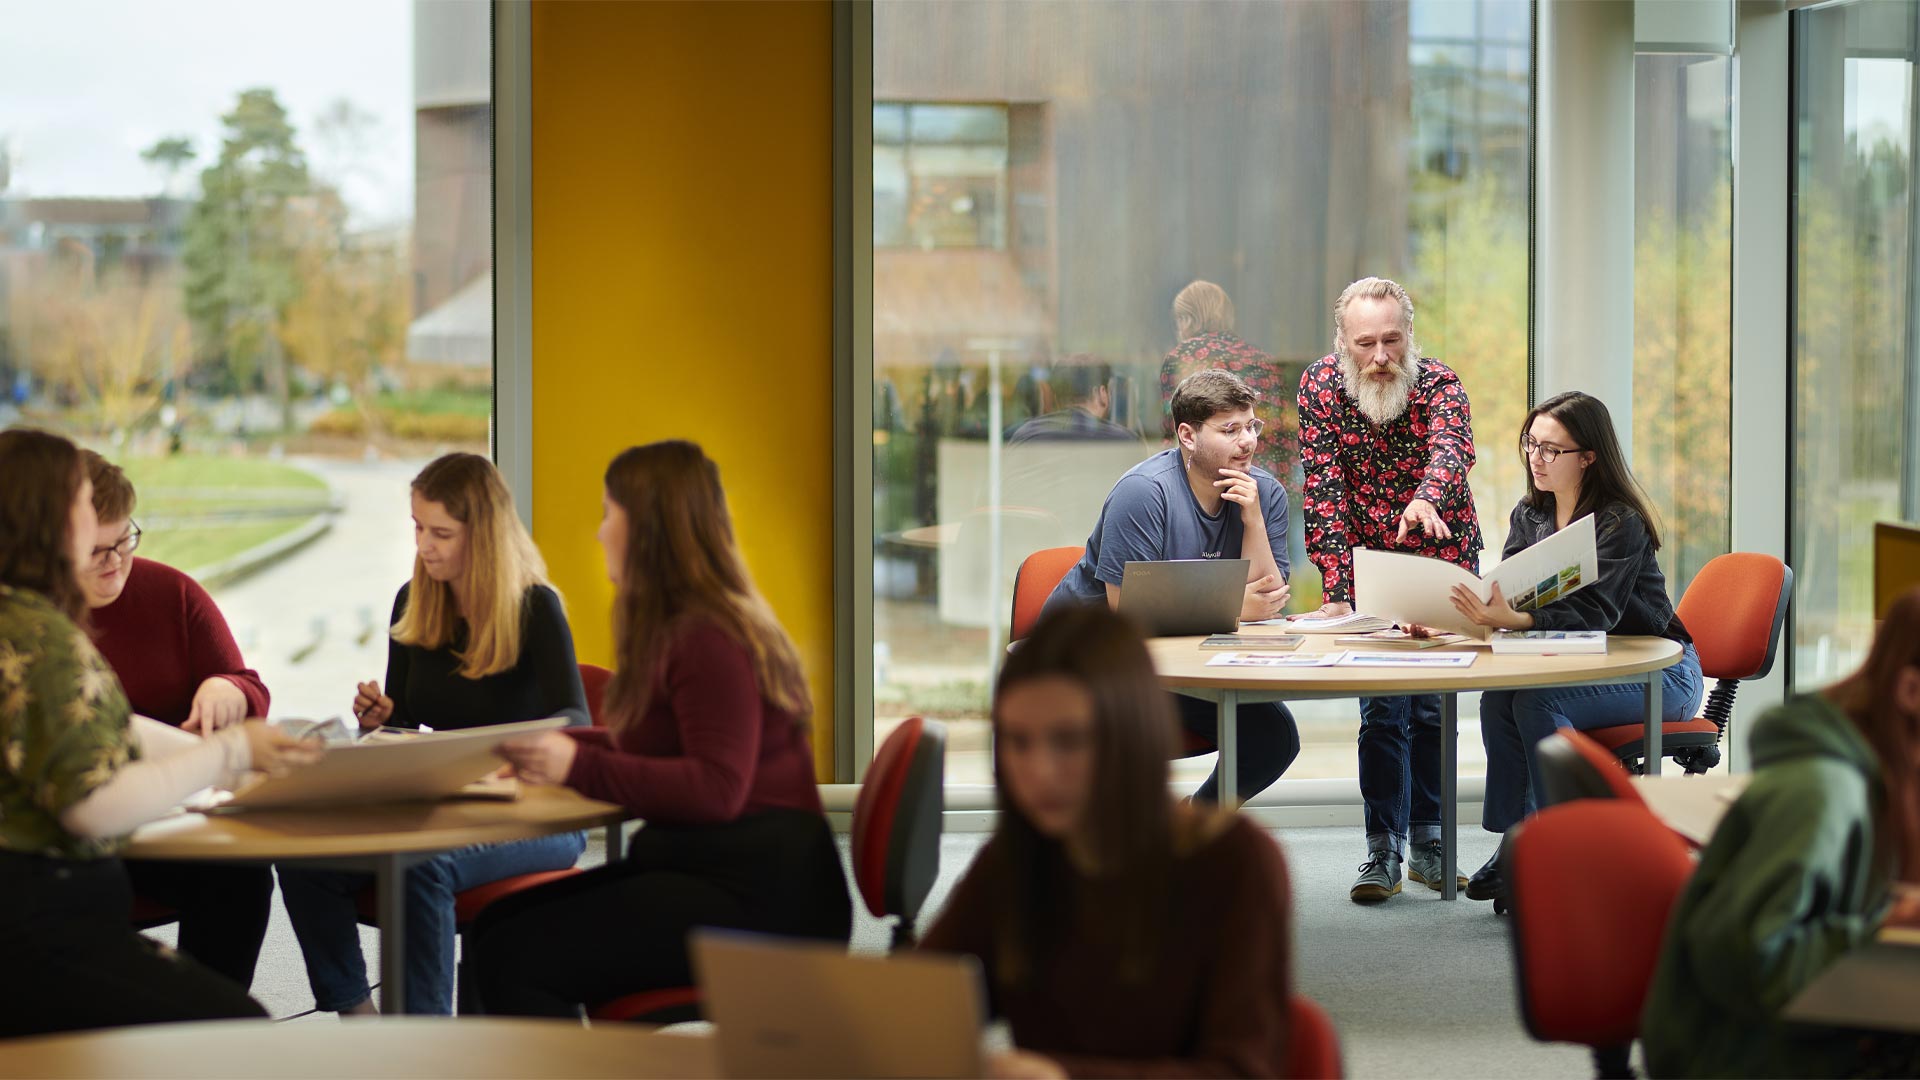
[125, 784, 625, 861]
[0, 1017, 718, 1079]
[1147, 631, 1683, 695]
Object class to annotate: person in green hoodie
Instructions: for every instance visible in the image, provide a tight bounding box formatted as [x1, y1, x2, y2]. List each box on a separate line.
[1641, 588, 1920, 1078]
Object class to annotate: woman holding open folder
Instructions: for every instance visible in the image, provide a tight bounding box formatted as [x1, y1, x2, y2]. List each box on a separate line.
[1449, 391, 1703, 903]
[464, 440, 850, 1018]
[921, 605, 1294, 1079]
[0, 429, 320, 1037]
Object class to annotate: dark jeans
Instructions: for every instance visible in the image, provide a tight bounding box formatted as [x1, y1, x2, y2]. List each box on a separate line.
[464, 809, 853, 1018]
[1481, 643, 1705, 833]
[123, 858, 275, 990]
[1358, 694, 1445, 856]
[1174, 695, 1301, 804]
[0, 848, 264, 1038]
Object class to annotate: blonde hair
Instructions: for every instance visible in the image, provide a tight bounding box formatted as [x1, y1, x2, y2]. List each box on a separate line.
[1172, 280, 1236, 341]
[1332, 276, 1419, 358]
[391, 453, 552, 679]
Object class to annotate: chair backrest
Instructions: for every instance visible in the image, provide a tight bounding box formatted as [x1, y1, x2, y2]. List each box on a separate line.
[1285, 994, 1344, 1080]
[1010, 546, 1085, 643]
[1508, 801, 1694, 1049]
[1673, 553, 1793, 682]
[850, 716, 947, 948]
[579, 662, 613, 726]
[1535, 730, 1646, 808]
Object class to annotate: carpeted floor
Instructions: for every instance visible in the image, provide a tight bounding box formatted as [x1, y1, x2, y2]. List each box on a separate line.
[147, 823, 1592, 1077]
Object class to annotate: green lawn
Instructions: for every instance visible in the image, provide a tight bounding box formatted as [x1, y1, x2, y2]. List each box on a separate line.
[115, 455, 330, 575]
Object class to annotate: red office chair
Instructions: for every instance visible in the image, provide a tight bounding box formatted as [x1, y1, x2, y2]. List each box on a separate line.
[591, 712, 950, 1023]
[1011, 546, 1214, 757]
[1583, 554, 1792, 774]
[1507, 800, 1695, 1078]
[1286, 994, 1344, 1079]
[578, 662, 613, 724]
[852, 715, 947, 949]
[1535, 730, 1646, 809]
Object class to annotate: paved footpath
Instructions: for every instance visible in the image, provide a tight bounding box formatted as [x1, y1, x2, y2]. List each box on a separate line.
[210, 456, 427, 724]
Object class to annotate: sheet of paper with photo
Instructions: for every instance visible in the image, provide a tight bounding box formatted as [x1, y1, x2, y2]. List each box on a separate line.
[1353, 515, 1598, 641]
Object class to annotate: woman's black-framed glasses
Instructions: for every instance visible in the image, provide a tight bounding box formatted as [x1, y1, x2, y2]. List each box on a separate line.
[1519, 434, 1581, 464]
[91, 521, 142, 567]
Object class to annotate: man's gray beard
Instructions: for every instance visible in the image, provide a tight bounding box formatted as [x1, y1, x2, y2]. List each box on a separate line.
[1339, 351, 1419, 426]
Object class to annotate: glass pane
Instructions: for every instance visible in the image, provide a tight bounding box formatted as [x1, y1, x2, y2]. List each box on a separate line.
[873, 0, 1532, 787]
[1633, 54, 1732, 601]
[874, 102, 908, 144]
[1792, 1, 1918, 689]
[907, 103, 1009, 144]
[0, 1, 493, 719]
[875, 145, 910, 247]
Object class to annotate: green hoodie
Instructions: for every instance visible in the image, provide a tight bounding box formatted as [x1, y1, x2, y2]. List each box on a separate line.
[1641, 693, 1891, 1078]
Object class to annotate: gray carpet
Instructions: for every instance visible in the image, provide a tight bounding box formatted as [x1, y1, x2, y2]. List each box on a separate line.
[145, 823, 1590, 1077]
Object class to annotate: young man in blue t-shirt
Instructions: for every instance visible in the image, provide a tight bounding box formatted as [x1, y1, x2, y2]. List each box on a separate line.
[1042, 368, 1300, 803]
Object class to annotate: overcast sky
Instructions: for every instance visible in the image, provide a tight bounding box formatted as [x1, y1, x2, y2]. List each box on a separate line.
[0, 0, 417, 227]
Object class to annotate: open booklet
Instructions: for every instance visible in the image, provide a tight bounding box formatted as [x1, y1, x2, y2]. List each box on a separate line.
[1352, 514, 1598, 641]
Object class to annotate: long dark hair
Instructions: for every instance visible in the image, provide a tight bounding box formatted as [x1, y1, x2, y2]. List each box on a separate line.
[1825, 587, 1920, 883]
[1520, 391, 1663, 549]
[601, 441, 810, 732]
[0, 429, 89, 622]
[989, 605, 1177, 986]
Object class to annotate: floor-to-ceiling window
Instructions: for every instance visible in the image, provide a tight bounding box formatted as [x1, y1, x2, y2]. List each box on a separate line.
[868, 0, 1533, 788]
[1792, 0, 1918, 689]
[0, 0, 493, 719]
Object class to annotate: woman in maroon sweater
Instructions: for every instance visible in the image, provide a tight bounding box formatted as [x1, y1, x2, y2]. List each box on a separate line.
[465, 440, 850, 1016]
[79, 452, 277, 990]
[922, 605, 1294, 1079]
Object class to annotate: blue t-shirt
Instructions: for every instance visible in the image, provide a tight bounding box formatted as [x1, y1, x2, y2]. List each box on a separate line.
[1043, 447, 1290, 614]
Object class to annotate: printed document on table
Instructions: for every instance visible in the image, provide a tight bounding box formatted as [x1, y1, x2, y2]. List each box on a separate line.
[1335, 651, 1478, 668]
[1205, 652, 1344, 668]
[1352, 515, 1597, 641]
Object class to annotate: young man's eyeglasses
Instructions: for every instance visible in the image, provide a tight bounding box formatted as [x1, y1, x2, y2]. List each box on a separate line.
[1207, 419, 1266, 440]
[91, 522, 142, 567]
[1520, 434, 1581, 464]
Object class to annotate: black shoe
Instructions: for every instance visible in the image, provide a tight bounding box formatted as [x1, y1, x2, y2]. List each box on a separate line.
[1465, 853, 1503, 902]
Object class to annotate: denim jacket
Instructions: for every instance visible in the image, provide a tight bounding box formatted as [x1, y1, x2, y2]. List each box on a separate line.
[1502, 499, 1690, 642]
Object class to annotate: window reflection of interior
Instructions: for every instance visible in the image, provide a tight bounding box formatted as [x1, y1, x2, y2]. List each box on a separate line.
[873, 103, 1009, 251]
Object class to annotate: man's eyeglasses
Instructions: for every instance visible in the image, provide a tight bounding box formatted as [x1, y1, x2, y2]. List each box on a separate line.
[91, 522, 141, 567]
[1520, 435, 1582, 464]
[1208, 419, 1266, 440]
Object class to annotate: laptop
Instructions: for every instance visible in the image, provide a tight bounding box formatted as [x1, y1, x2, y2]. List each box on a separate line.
[692, 930, 986, 1079]
[218, 716, 571, 810]
[1118, 558, 1249, 637]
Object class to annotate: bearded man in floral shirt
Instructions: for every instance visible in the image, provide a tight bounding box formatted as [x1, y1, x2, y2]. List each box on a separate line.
[1295, 276, 1483, 905]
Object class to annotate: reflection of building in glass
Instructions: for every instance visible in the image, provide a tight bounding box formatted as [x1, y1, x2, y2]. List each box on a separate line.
[409, 0, 491, 369]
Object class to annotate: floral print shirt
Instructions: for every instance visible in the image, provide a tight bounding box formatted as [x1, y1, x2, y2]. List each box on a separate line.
[1160, 332, 1295, 484]
[1296, 354, 1482, 604]
[0, 584, 137, 859]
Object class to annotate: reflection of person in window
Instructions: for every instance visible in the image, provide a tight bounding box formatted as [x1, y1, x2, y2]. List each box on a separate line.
[1006, 353, 1140, 445]
[921, 605, 1295, 1078]
[1295, 276, 1483, 906]
[1159, 280, 1291, 482]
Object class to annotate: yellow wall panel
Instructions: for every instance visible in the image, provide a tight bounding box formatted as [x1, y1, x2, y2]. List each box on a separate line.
[530, 0, 836, 774]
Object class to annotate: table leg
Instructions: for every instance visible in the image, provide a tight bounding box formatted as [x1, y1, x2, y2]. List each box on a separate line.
[377, 854, 409, 1015]
[1441, 692, 1458, 901]
[1218, 691, 1239, 807]
[603, 822, 623, 862]
[1644, 674, 1664, 777]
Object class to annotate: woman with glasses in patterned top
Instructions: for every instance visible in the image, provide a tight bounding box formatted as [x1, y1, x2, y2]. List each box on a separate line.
[1447, 391, 1705, 904]
[79, 451, 279, 991]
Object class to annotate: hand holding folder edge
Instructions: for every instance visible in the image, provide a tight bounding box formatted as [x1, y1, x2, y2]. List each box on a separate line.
[1353, 515, 1599, 641]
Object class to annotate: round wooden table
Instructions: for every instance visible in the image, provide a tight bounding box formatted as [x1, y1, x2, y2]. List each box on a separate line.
[1149, 631, 1683, 898]
[126, 785, 625, 1014]
[0, 1017, 716, 1079]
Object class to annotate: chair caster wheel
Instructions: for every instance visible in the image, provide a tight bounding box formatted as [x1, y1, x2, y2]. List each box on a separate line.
[1493, 896, 1510, 916]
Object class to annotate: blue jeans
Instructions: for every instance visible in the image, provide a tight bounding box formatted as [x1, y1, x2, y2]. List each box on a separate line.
[279, 831, 586, 1015]
[1358, 695, 1444, 856]
[1174, 695, 1300, 804]
[1480, 643, 1704, 833]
